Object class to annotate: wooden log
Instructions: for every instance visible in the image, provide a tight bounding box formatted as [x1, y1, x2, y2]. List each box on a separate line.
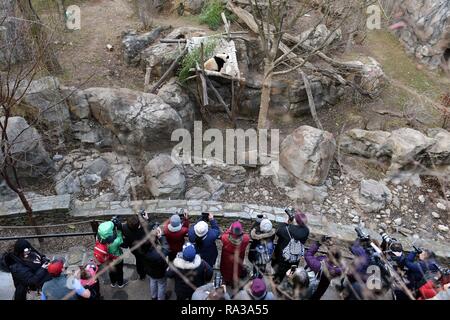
[196, 63, 209, 106]
[149, 46, 188, 93]
[301, 71, 323, 130]
[205, 76, 233, 119]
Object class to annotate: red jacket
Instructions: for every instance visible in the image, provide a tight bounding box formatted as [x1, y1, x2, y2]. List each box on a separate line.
[220, 230, 250, 285]
[163, 219, 189, 259]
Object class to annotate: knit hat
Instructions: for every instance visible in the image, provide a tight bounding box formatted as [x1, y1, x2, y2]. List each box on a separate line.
[194, 221, 209, 238]
[168, 214, 182, 232]
[250, 278, 267, 299]
[294, 211, 308, 226]
[260, 219, 272, 233]
[230, 221, 243, 239]
[182, 243, 197, 262]
[48, 258, 65, 277]
[14, 239, 32, 256]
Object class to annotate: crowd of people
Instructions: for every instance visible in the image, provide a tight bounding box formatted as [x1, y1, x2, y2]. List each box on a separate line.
[1, 207, 449, 301]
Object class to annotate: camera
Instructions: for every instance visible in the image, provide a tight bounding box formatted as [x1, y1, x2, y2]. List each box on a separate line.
[413, 245, 423, 254]
[177, 208, 186, 220]
[285, 206, 295, 221]
[201, 212, 209, 222]
[111, 216, 122, 230]
[380, 232, 393, 245]
[355, 227, 370, 241]
[214, 272, 223, 288]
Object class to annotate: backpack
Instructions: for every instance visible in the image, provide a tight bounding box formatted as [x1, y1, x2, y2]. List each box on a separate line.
[93, 241, 110, 265]
[282, 226, 304, 264]
[254, 240, 272, 266]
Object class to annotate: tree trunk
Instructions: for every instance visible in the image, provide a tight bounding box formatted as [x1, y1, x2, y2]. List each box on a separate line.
[17, 0, 63, 75]
[257, 60, 274, 129]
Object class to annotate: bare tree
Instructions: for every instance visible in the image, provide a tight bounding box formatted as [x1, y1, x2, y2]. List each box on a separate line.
[16, 0, 62, 75]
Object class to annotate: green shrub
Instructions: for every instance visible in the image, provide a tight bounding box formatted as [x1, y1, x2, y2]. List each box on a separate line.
[178, 39, 218, 83]
[199, 0, 234, 30]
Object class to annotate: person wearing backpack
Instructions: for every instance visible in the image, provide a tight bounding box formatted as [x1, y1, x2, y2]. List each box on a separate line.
[2, 239, 52, 300]
[167, 243, 214, 300]
[305, 236, 342, 300]
[79, 262, 101, 300]
[248, 218, 276, 277]
[220, 221, 250, 287]
[95, 218, 127, 288]
[188, 213, 221, 268]
[272, 210, 309, 283]
[278, 266, 319, 300]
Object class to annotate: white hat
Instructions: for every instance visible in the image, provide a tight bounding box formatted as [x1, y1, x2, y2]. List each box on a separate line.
[260, 219, 272, 233]
[194, 221, 209, 238]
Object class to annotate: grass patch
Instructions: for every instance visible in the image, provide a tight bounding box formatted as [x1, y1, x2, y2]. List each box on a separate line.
[199, 0, 234, 30]
[178, 39, 218, 83]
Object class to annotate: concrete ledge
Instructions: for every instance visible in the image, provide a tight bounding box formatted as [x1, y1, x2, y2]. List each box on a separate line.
[71, 199, 450, 260]
[0, 194, 71, 216]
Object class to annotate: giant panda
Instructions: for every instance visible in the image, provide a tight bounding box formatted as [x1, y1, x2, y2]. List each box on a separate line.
[204, 53, 229, 72]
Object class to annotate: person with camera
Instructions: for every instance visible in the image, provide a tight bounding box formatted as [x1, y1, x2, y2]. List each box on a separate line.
[95, 218, 127, 288]
[248, 217, 276, 276]
[1, 239, 52, 300]
[163, 210, 190, 261]
[278, 266, 318, 300]
[405, 247, 440, 292]
[142, 228, 169, 300]
[41, 258, 92, 300]
[417, 268, 450, 299]
[188, 212, 221, 268]
[167, 242, 214, 300]
[191, 272, 231, 300]
[304, 236, 342, 300]
[272, 208, 310, 283]
[220, 221, 250, 287]
[121, 213, 150, 280]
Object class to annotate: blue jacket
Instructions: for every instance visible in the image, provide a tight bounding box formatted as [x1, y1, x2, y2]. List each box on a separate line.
[188, 219, 221, 268]
[405, 251, 439, 289]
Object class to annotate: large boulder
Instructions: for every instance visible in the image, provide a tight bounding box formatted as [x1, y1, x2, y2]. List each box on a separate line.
[280, 126, 336, 186]
[353, 179, 393, 213]
[339, 129, 391, 158]
[0, 116, 51, 178]
[60, 86, 91, 120]
[380, 128, 435, 165]
[122, 26, 164, 66]
[15, 77, 70, 126]
[427, 128, 450, 165]
[71, 120, 115, 148]
[53, 149, 141, 200]
[184, 0, 205, 15]
[144, 154, 186, 199]
[84, 87, 183, 150]
[157, 78, 195, 129]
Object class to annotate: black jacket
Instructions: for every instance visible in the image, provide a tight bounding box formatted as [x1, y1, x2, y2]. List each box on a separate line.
[167, 255, 213, 300]
[273, 223, 309, 263]
[142, 245, 168, 279]
[3, 252, 50, 300]
[121, 223, 147, 254]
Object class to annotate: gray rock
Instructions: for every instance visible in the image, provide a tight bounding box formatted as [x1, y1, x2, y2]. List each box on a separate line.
[339, 129, 391, 158]
[15, 77, 70, 125]
[71, 120, 115, 147]
[185, 187, 211, 200]
[286, 181, 328, 203]
[122, 26, 164, 66]
[60, 86, 91, 120]
[431, 212, 440, 219]
[184, 0, 205, 14]
[280, 125, 336, 185]
[157, 78, 194, 129]
[0, 116, 52, 178]
[144, 154, 186, 199]
[427, 128, 450, 164]
[203, 174, 225, 200]
[437, 225, 449, 233]
[84, 87, 183, 150]
[354, 179, 392, 212]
